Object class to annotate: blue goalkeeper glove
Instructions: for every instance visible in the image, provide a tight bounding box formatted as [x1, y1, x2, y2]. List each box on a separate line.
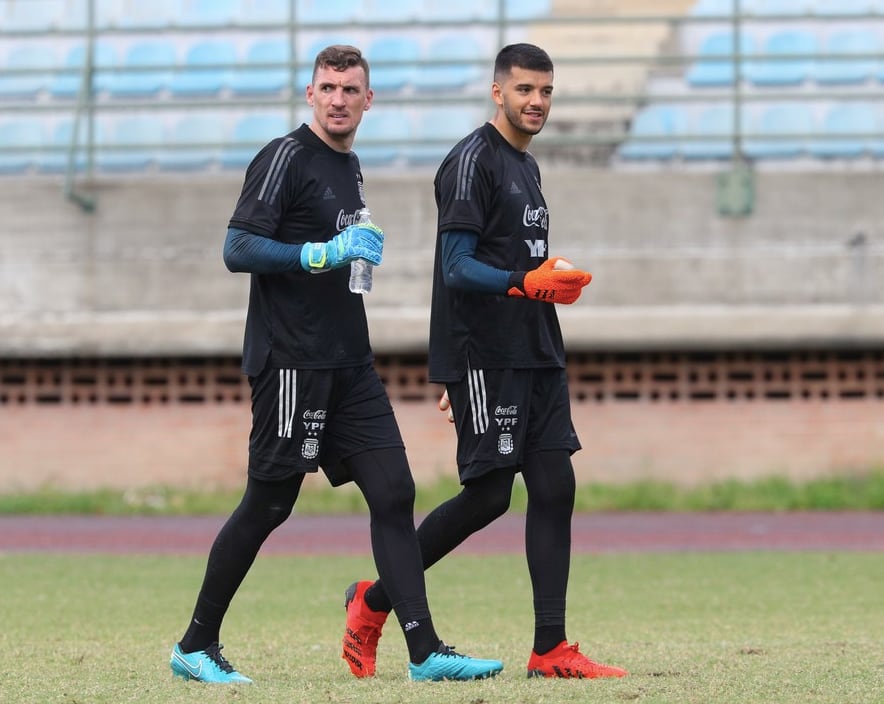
[299, 223, 384, 272]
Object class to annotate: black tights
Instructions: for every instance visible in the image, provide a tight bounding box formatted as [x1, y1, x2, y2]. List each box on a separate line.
[180, 448, 439, 662]
[367, 450, 576, 655]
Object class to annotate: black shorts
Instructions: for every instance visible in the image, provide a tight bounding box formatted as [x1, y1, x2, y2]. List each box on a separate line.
[247, 364, 404, 486]
[446, 366, 581, 483]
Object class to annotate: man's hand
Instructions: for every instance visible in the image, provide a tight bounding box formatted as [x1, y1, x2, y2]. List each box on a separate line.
[507, 257, 591, 304]
[300, 223, 384, 272]
[439, 389, 454, 423]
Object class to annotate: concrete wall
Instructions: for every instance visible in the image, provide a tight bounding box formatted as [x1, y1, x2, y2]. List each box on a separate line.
[2, 168, 884, 356]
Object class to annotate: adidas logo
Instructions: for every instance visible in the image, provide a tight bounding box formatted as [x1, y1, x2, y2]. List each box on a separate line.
[403, 621, 420, 632]
[322, 186, 336, 200]
[509, 181, 522, 194]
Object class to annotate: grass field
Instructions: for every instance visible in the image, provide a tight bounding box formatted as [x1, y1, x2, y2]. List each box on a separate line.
[1, 551, 881, 704]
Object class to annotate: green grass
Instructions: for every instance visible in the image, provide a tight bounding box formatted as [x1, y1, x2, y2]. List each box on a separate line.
[1, 471, 883, 516]
[0, 552, 881, 704]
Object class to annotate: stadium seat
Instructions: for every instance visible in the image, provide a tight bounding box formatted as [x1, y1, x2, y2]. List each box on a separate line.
[686, 32, 756, 87]
[37, 118, 98, 173]
[682, 105, 741, 160]
[107, 41, 177, 98]
[158, 115, 228, 171]
[49, 42, 116, 98]
[3, 0, 65, 30]
[423, 0, 496, 20]
[408, 107, 482, 164]
[0, 44, 57, 100]
[743, 30, 818, 86]
[815, 29, 879, 85]
[362, 0, 422, 21]
[417, 35, 486, 92]
[96, 115, 167, 172]
[813, 0, 873, 15]
[178, 0, 243, 27]
[809, 103, 877, 159]
[240, 0, 290, 24]
[504, 0, 552, 19]
[220, 114, 290, 169]
[114, 0, 176, 28]
[230, 39, 290, 96]
[0, 119, 45, 174]
[743, 104, 814, 160]
[296, 0, 362, 23]
[367, 36, 421, 92]
[689, 0, 732, 17]
[357, 109, 411, 165]
[168, 40, 238, 97]
[618, 105, 689, 161]
[743, 0, 811, 15]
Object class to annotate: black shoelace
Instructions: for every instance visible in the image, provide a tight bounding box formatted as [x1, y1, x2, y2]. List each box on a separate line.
[204, 642, 235, 673]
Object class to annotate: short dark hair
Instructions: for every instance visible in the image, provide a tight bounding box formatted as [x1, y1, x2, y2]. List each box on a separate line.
[493, 43, 553, 81]
[313, 44, 370, 86]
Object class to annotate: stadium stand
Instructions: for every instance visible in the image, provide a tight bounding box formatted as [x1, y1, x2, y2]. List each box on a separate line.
[618, 105, 689, 161]
[358, 107, 411, 165]
[0, 119, 44, 174]
[106, 40, 177, 98]
[366, 35, 421, 93]
[49, 42, 116, 99]
[808, 103, 879, 159]
[743, 29, 819, 87]
[168, 39, 238, 97]
[177, 0, 244, 27]
[681, 104, 739, 160]
[158, 115, 228, 171]
[229, 38, 290, 96]
[417, 34, 486, 92]
[220, 113, 290, 169]
[0, 44, 56, 100]
[815, 29, 880, 85]
[742, 103, 815, 160]
[96, 115, 167, 172]
[686, 31, 756, 87]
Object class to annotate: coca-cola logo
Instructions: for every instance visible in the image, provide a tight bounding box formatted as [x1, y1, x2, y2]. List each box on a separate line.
[303, 409, 327, 420]
[495, 405, 518, 416]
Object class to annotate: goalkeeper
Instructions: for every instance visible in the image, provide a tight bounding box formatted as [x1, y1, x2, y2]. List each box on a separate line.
[342, 43, 627, 682]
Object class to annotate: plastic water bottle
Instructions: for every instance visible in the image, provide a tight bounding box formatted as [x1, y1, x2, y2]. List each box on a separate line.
[348, 207, 373, 294]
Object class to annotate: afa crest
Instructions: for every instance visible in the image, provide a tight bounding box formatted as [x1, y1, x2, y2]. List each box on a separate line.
[301, 438, 319, 460]
[498, 433, 514, 455]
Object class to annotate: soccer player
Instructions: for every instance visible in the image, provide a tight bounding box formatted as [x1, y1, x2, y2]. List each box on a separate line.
[168, 44, 502, 684]
[342, 43, 628, 680]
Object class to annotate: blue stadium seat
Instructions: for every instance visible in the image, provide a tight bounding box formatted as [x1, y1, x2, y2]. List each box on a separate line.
[0, 44, 57, 100]
[296, 0, 363, 23]
[408, 107, 482, 164]
[682, 105, 741, 160]
[813, 0, 873, 15]
[168, 40, 238, 97]
[96, 115, 167, 172]
[357, 109, 411, 166]
[504, 0, 552, 19]
[38, 119, 84, 173]
[689, 0, 732, 17]
[178, 0, 243, 27]
[367, 36, 421, 92]
[618, 105, 689, 161]
[417, 35, 486, 92]
[241, 0, 290, 24]
[0, 119, 45, 174]
[686, 32, 756, 87]
[4, 0, 65, 30]
[815, 29, 879, 85]
[158, 115, 228, 171]
[115, 0, 176, 28]
[744, 30, 818, 86]
[230, 39, 290, 96]
[423, 0, 496, 20]
[107, 41, 177, 98]
[49, 42, 116, 98]
[362, 0, 422, 21]
[221, 114, 290, 169]
[743, 104, 814, 160]
[744, 0, 811, 15]
[809, 103, 877, 159]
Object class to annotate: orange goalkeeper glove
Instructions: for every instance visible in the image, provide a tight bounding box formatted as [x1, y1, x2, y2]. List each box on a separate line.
[507, 257, 592, 304]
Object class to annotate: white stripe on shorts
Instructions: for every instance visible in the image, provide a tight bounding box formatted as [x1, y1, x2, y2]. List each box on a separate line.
[278, 368, 297, 438]
[467, 366, 488, 435]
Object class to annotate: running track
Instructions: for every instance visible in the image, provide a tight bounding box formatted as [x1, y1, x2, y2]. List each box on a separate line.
[1, 512, 882, 554]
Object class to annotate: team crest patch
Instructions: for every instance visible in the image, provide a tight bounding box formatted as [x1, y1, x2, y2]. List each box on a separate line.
[498, 433, 514, 455]
[301, 438, 319, 460]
